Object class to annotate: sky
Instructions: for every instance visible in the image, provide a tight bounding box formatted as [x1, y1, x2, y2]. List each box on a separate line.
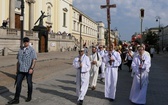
[73, 0, 168, 41]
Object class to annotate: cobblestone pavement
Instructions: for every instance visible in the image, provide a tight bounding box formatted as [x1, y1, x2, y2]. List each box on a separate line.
[0, 52, 168, 105]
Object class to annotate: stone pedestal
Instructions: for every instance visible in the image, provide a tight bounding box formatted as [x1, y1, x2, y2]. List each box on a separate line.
[32, 25, 48, 53]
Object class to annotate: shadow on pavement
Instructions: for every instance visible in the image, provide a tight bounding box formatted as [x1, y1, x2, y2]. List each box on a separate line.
[36, 87, 77, 104]
[0, 86, 26, 105]
[66, 74, 76, 77]
[56, 79, 76, 85]
[64, 62, 73, 65]
[57, 85, 76, 92]
[0, 71, 15, 80]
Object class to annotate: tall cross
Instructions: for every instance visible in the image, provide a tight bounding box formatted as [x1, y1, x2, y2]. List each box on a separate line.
[101, 0, 116, 47]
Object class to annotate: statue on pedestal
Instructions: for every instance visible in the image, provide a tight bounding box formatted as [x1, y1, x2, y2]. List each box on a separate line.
[34, 11, 48, 27]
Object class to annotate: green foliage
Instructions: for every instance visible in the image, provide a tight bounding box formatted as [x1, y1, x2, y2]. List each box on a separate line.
[118, 40, 123, 45]
[144, 31, 159, 46]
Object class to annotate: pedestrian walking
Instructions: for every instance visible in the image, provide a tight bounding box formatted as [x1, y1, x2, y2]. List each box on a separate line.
[129, 45, 151, 105]
[150, 46, 155, 58]
[8, 37, 37, 104]
[103, 43, 121, 101]
[73, 48, 91, 105]
[98, 45, 106, 81]
[89, 46, 102, 90]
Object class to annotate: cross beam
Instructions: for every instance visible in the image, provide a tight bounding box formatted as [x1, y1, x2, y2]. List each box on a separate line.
[100, 0, 116, 47]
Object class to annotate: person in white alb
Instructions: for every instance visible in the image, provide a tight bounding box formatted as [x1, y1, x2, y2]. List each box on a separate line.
[103, 43, 121, 101]
[89, 46, 102, 90]
[129, 45, 151, 105]
[73, 48, 91, 105]
[98, 45, 106, 81]
[125, 46, 134, 72]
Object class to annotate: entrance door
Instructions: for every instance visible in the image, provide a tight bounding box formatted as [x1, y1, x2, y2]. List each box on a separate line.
[40, 35, 46, 52]
[15, 14, 21, 29]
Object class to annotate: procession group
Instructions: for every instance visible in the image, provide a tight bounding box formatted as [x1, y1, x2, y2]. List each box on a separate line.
[73, 43, 151, 105]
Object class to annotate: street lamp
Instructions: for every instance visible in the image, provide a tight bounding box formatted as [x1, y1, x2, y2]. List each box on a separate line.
[140, 8, 144, 45]
[156, 16, 161, 32]
[155, 16, 163, 51]
[20, 0, 25, 48]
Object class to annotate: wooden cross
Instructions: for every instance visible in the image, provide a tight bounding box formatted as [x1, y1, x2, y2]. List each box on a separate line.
[101, 0, 116, 47]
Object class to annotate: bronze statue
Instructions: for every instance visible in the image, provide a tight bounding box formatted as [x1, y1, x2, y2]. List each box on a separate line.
[34, 11, 48, 27]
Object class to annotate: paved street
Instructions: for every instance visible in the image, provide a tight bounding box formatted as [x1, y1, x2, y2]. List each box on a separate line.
[0, 51, 168, 105]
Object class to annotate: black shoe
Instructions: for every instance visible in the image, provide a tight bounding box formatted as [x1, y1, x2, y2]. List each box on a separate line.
[77, 100, 83, 105]
[100, 78, 104, 82]
[25, 97, 31, 102]
[109, 98, 114, 102]
[8, 99, 19, 104]
[91, 86, 96, 90]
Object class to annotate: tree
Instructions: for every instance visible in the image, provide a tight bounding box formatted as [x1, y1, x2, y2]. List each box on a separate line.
[144, 31, 159, 46]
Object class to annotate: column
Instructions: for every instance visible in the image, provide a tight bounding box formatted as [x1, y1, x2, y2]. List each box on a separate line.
[9, 0, 15, 28]
[28, 0, 35, 30]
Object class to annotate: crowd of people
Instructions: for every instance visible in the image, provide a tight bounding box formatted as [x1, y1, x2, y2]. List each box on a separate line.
[73, 43, 151, 105]
[7, 39, 151, 105]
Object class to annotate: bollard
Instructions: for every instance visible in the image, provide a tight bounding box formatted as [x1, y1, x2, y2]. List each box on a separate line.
[68, 47, 71, 51]
[2, 47, 8, 56]
[60, 47, 64, 52]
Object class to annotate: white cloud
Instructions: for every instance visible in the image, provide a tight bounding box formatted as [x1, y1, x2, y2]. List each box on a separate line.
[73, 0, 168, 40]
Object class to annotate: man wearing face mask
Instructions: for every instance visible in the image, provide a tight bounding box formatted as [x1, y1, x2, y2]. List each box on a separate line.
[8, 37, 37, 104]
[103, 43, 121, 101]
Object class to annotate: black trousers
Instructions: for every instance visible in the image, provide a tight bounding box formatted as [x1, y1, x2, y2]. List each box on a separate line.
[14, 72, 33, 100]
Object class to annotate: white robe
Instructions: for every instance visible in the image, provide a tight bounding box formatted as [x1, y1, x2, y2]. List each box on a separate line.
[90, 52, 102, 87]
[73, 54, 91, 101]
[130, 52, 151, 104]
[99, 50, 106, 78]
[103, 50, 121, 99]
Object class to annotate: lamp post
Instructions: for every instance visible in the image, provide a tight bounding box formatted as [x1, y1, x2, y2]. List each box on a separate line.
[79, 14, 82, 51]
[140, 8, 144, 45]
[155, 16, 163, 51]
[20, 0, 24, 48]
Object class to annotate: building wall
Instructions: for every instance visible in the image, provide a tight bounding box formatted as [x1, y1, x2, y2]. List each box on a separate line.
[97, 22, 105, 45]
[162, 26, 168, 48]
[72, 6, 98, 47]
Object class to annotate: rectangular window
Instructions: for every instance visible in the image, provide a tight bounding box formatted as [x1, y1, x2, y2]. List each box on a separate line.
[63, 13, 66, 27]
[73, 21, 76, 30]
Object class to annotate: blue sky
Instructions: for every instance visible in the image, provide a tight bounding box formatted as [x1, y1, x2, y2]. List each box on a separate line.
[73, 0, 168, 41]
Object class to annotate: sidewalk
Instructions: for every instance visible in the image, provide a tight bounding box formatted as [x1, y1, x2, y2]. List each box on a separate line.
[0, 50, 79, 94]
[0, 51, 78, 69]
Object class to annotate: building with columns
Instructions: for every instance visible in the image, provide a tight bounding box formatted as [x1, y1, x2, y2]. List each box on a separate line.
[0, 0, 73, 32]
[0, 0, 108, 54]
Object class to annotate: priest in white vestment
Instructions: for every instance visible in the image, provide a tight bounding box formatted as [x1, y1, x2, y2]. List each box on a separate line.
[73, 48, 91, 105]
[98, 45, 106, 81]
[89, 46, 102, 90]
[130, 45, 151, 104]
[103, 44, 121, 101]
